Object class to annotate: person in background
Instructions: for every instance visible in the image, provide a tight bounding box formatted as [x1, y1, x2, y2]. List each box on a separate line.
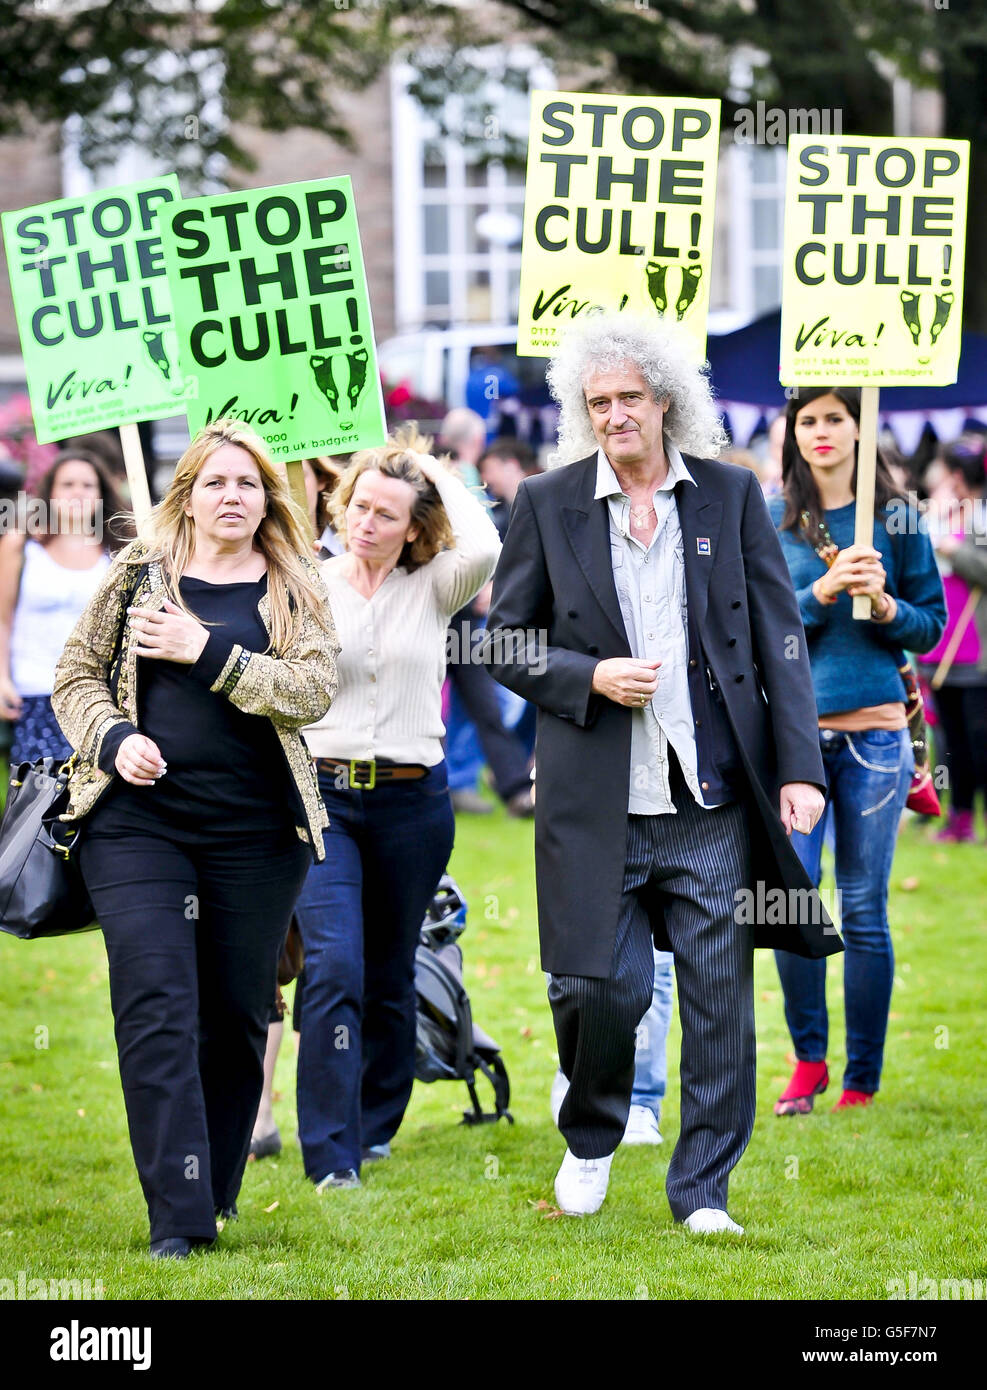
[440, 413, 535, 817]
[917, 441, 987, 843]
[51, 420, 338, 1258]
[476, 438, 544, 759]
[551, 947, 675, 1145]
[479, 437, 540, 540]
[0, 445, 22, 762]
[64, 430, 130, 496]
[0, 450, 130, 766]
[465, 347, 520, 441]
[770, 387, 945, 1116]
[438, 408, 487, 491]
[303, 455, 347, 558]
[294, 427, 501, 1189]
[760, 413, 786, 497]
[250, 454, 346, 1161]
[719, 447, 765, 483]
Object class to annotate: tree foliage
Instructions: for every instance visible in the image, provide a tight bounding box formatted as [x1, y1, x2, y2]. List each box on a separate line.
[0, 0, 456, 187]
[4, 1, 983, 175]
[2, 1, 986, 321]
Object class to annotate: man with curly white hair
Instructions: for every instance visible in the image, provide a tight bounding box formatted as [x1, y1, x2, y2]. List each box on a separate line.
[484, 314, 840, 1231]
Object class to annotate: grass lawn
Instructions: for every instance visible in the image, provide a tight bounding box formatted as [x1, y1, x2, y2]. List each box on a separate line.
[1, 798, 985, 1301]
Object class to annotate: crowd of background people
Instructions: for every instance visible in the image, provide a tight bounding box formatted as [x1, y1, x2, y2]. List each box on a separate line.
[3, 398, 984, 841]
[0, 367, 982, 1247]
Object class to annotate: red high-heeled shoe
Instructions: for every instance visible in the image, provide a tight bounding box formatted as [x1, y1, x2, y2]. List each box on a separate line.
[774, 1060, 829, 1116]
[832, 1089, 874, 1111]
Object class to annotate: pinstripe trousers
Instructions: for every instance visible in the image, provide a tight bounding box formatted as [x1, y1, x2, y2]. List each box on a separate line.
[548, 778, 755, 1221]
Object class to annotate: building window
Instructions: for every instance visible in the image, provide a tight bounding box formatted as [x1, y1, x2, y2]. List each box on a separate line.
[713, 141, 786, 329]
[391, 50, 550, 330]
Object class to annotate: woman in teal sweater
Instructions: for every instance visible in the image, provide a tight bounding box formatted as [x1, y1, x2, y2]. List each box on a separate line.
[769, 387, 945, 1115]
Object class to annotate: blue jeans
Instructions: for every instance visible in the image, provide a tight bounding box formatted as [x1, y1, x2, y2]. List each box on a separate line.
[445, 682, 532, 791]
[445, 684, 484, 792]
[774, 727, 912, 1095]
[631, 949, 674, 1120]
[293, 762, 455, 1179]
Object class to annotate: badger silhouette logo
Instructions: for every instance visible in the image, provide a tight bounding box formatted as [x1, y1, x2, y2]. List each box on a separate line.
[310, 349, 369, 431]
[143, 329, 171, 381]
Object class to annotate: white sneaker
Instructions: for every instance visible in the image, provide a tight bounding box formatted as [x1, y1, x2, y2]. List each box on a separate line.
[554, 1148, 614, 1215]
[622, 1104, 663, 1146]
[549, 1069, 569, 1127]
[683, 1207, 744, 1235]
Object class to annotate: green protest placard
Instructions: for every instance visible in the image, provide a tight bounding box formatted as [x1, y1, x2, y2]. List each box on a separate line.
[779, 135, 970, 386]
[159, 177, 387, 460]
[2, 177, 187, 443]
[517, 91, 721, 358]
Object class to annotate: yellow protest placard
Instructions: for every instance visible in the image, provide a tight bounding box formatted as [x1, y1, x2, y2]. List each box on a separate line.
[517, 91, 720, 358]
[780, 135, 969, 386]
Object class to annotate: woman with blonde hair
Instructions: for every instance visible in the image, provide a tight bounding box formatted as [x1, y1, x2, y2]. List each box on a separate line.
[294, 426, 501, 1189]
[51, 419, 338, 1258]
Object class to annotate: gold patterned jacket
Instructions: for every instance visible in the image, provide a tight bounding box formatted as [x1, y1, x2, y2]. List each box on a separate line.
[50, 539, 339, 860]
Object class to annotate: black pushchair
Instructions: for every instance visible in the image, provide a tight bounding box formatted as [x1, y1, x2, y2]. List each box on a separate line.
[415, 876, 513, 1125]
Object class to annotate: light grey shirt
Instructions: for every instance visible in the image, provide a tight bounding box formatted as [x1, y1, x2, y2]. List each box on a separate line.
[596, 444, 714, 816]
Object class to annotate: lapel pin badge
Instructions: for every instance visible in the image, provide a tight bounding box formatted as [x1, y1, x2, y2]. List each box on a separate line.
[697, 537, 711, 556]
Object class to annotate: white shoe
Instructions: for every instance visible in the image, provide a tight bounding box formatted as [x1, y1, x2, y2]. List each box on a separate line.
[554, 1148, 614, 1215]
[622, 1104, 663, 1145]
[683, 1207, 744, 1235]
[549, 1069, 569, 1127]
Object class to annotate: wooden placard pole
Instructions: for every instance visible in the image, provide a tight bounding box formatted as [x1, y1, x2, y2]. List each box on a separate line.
[119, 422, 153, 537]
[285, 458, 315, 546]
[852, 385, 880, 620]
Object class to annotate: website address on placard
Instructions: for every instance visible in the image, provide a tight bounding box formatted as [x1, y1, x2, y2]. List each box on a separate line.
[268, 438, 355, 454]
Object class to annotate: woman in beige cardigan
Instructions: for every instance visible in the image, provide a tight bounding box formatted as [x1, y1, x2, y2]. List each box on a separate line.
[294, 428, 500, 1190]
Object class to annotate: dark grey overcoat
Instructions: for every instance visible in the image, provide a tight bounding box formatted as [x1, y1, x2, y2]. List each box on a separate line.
[484, 451, 843, 978]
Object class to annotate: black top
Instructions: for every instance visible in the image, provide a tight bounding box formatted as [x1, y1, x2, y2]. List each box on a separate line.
[89, 573, 297, 836]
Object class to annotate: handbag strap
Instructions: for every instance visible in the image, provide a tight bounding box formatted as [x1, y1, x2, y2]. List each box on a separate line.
[930, 585, 983, 690]
[107, 559, 149, 704]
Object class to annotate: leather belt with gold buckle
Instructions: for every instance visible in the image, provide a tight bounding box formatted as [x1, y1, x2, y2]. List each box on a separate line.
[315, 758, 428, 789]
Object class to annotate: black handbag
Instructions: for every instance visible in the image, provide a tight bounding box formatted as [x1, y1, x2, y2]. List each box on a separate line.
[0, 755, 96, 939]
[0, 558, 149, 940]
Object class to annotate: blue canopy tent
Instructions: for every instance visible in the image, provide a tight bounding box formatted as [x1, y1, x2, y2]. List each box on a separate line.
[707, 310, 987, 453]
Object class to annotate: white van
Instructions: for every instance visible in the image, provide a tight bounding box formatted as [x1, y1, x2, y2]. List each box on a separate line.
[377, 325, 557, 446]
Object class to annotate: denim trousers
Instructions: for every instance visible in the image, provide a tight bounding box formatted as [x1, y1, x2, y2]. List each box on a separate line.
[294, 761, 455, 1180]
[775, 727, 912, 1094]
[631, 949, 675, 1120]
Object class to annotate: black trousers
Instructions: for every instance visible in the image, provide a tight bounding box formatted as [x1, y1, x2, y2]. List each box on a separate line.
[549, 759, 755, 1221]
[79, 820, 311, 1243]
[932, 682, 987, 812]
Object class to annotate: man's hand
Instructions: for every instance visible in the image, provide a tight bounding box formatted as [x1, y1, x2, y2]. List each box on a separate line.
[779, 782, 825, 837]
[129, 601, 209, 665]
[591, 657, 660, 707]
[115, 733, 167, 787]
